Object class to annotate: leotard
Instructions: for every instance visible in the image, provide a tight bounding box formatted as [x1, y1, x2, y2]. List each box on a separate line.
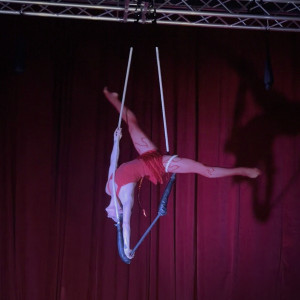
[106, 150, 165, 196]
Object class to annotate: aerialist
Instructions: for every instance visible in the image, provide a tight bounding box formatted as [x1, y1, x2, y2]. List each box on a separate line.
[103, 87, 261, 259]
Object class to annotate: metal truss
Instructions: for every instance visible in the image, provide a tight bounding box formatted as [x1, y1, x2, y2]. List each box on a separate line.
[0, 0, 300, 32]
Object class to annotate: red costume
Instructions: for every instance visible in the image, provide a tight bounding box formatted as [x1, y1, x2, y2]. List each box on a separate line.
[107, 150, 165, 196]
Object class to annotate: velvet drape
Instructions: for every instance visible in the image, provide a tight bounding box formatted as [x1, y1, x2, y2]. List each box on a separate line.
[1, 15, 300, 300]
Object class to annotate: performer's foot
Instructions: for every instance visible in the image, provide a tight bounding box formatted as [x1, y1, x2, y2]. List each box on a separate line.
[245, 168, 261, 178]
[103, 86, 136, 125]
[103, 87, 119, 103]
[106, 204, 123, 223]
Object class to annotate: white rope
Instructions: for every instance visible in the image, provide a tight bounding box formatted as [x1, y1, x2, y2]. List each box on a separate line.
[112, 47, 133, 223]
[165, 155, 178, 173]
[118, 47, 133, 129]
[155, 47, 169, 153]
[112, 140, 120, 222]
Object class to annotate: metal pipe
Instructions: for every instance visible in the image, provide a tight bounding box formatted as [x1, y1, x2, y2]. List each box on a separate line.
[1, 2, 300, 32]
[1, 0, 300, 22]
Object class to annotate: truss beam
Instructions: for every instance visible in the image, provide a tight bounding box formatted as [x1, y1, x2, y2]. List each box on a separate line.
[0, 1, 300, 32]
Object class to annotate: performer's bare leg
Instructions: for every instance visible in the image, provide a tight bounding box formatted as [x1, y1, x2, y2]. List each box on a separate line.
[104, 87, 156, 259]
[104, 87, 260, 260]
[163, 156, 261, 178]
[103, 87, 157, 154]
[118, 183, 136, 259]
[105, 181, 136, 259]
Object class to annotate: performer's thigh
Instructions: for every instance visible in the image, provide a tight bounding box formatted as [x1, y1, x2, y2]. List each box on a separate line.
[163, 156, 202, 174]
[129, 126, 157, 154]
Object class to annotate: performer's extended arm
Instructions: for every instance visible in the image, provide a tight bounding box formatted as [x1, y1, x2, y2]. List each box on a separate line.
[106, 128, 122, 194]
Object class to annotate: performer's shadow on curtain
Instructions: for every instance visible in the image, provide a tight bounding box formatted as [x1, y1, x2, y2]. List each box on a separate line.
[224, 57, 300, 222]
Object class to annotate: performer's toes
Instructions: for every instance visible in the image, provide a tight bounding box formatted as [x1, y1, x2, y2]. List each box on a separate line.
[103, 87, 119, 100]
[105, 205, 123, 222]
[248, 168, 261, 178]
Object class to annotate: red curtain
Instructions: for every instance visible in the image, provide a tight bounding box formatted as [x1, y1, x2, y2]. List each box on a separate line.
[1, 15, 300, 300]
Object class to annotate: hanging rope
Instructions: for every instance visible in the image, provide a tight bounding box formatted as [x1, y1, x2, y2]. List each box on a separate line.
[110, 47, 175, 264]
[111, 47, 133, 265]
[112, 47, 133, 224]
[118, 47, 133, 129]
[129, 48, 176, 258]
[137, 47, 171, 218]
[156, 47, 169, 154]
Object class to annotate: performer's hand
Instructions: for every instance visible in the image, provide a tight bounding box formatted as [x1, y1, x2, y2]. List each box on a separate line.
[114, 128, 122, 142]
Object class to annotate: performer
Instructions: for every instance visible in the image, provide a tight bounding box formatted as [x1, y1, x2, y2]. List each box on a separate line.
[103, 87, 260, 259]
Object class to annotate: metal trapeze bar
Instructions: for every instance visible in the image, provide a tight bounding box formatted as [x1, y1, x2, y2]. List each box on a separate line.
[129, 173, 176, 258]
[116, 173, 176, 264]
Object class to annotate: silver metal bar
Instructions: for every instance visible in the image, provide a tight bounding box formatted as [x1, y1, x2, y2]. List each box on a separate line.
[0, 0, 300, 32]
[1, 2, 299, 23]
[0, 0, 122, 10]
[155, 8, 300, 22]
